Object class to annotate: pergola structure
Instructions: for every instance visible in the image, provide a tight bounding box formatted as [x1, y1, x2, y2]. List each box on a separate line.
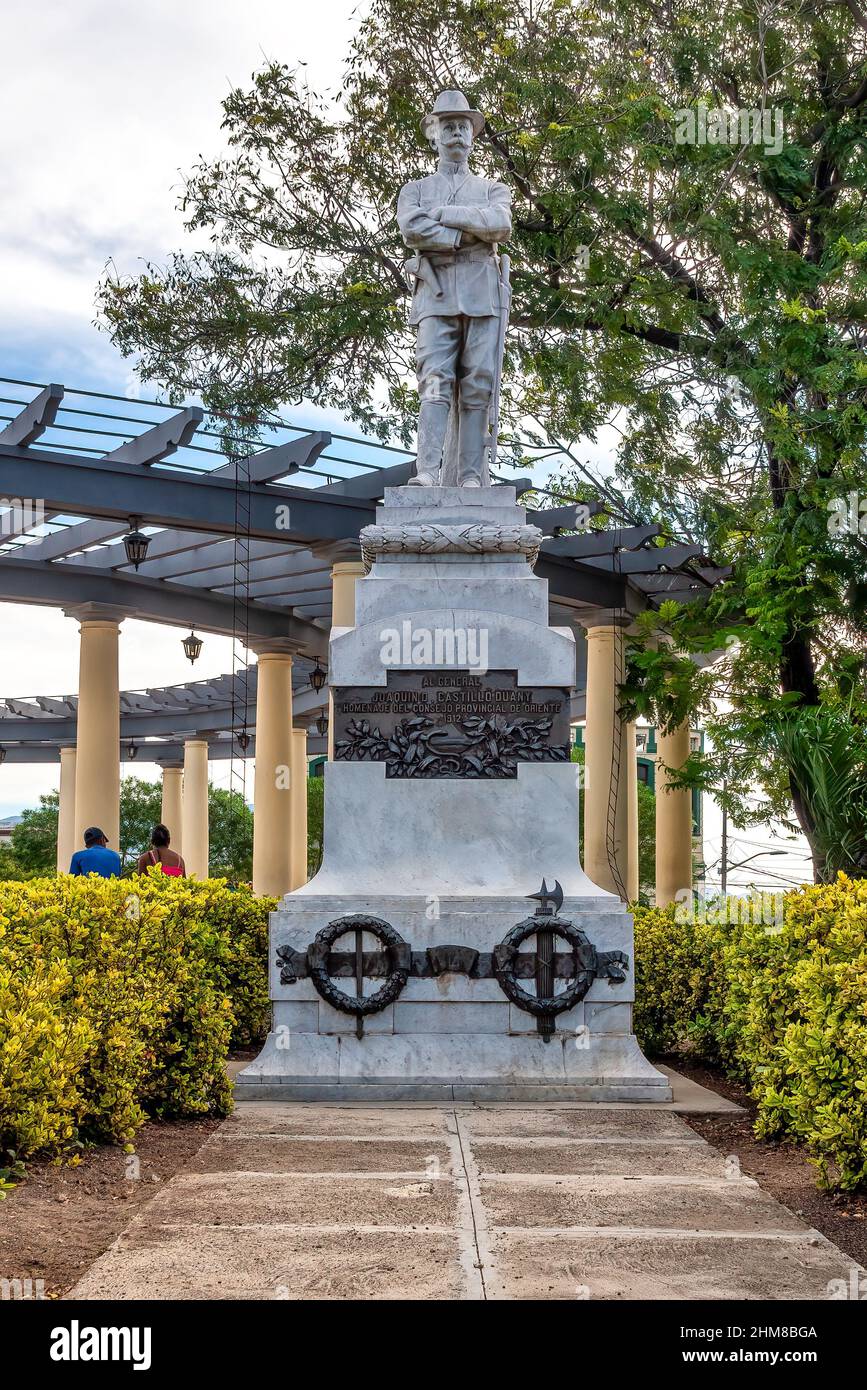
[0, 377, 728, 900]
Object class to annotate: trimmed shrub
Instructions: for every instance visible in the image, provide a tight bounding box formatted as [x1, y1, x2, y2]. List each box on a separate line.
[0, 874, 273, 1159]
[633, 876, 867, 1190]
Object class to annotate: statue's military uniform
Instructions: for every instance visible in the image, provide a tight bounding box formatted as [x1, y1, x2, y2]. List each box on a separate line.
[396, 92, 511, 485]
[397, 166, 511, 409]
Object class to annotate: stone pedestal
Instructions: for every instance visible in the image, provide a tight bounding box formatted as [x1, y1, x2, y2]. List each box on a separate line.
[236, 487, 668, 1102]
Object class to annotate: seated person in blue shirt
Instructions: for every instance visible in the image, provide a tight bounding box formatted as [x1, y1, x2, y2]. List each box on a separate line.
[69, 826, 122, 878]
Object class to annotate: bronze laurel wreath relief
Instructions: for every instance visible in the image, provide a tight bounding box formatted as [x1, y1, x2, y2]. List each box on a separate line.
[334, 713, 569, 779]
[306, 915, 411, 1016]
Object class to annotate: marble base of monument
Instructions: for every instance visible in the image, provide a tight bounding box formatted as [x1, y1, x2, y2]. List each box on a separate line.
[235, 487, 670, 1102]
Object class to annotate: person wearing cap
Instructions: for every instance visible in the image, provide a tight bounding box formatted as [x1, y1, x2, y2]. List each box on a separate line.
[69, 826, 122, 878]
[397, 90, 511, 487]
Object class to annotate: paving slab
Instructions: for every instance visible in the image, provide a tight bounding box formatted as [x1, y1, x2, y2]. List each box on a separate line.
[219, 1103, 452, 1138]
[462, 1108, 692, 1139]
[138, 1170, 463, 1230]
[488, 1230, 852, 1301]
[481, 1175, 807, 1232]
[194, 1135, 455, 1176]
[472, 1138, 729, 1178]
[72, 1225, 464, 1301]
[69, 1081, 861, 1302]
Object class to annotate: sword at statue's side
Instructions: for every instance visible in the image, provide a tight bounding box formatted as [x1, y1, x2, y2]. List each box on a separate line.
[487, 253, 512, 480]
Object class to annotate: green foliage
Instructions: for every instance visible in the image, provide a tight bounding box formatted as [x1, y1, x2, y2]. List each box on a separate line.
[0, 876, 274, 1160]
[762, 705, 867, 880]
[4, 794, 59, 875]
[307, 776, 324, 877]
[119, 777, 163, 866]
[633, 903, 725, 1055]
[634, 876, 867, 1189]
[636, 781, 656, 903]
[206, 784, 254, 880]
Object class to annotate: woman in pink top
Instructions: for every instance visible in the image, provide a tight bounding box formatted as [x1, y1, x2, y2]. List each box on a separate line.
[136, 823, 186, 877]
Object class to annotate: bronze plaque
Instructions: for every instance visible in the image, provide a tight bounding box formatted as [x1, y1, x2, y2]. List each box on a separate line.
[333, 670, 571, 778]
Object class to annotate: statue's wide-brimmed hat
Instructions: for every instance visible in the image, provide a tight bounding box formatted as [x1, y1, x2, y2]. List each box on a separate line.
[422, 90, 485, 139]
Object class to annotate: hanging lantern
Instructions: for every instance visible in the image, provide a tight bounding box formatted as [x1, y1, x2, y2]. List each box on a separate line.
[310, 662, 326, 692]
[123, 516, 150, 570]
[237, 731, 251, 752]
[182, 629, 203, 664]
[126, 741, 138, 760]
[315, 712, 328, 738]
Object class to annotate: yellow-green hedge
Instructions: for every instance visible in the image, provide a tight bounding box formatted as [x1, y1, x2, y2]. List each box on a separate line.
[633, 875, 867, 1190]
[0, 873, 273, 1160]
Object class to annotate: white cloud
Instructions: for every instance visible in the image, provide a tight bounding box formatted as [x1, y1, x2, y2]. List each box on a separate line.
[0, 0, 358, 375]
[0, 1, 357, 815]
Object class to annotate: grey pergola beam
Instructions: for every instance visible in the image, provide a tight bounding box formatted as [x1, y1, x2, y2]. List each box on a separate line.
[106, 407, 204, 467]
[14, 519, 131, 564]
[137, 540, 312, 585]
[152, 538, 304, 579]
[34, 696, 77, 716]
[120, 692, 166, 712]
[542, 524, 662, 558]
[0, 441, 374, 546]
[0, 383, 64, 447]
[526, 502, 607, 535]
[216, 431, 330, 483]
[0, 557, 328, 653]
[61, 528, 241, 573]
[212, 573, 331, 600]
[0, 734, 327, 764]
[576, 543, 703, 575]
[632, 573, 708, 595]
[291, 603, 332, 617]
[2, 698, 43, 717]
[495, 477, 534, 496]
[534, 554, 628, 610]
[5, 434, 331, 567]
[317, 460, 414, 496]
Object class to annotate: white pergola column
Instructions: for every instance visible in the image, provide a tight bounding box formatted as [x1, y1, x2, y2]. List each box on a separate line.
[181, 738, 209, 879]
[290, 726, 308, 889]
[579, 612, 636, 901]
[159, 765, 184, 855]
[250, 641, 297, 898]
[65, 604, 124, 852]
[655, 720, 693, 906]
[56, 745, 77, 872]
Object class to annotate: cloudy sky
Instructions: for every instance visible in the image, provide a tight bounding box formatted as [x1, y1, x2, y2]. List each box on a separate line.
[0, 1, 811, 887]
[0, 0, 358, 816]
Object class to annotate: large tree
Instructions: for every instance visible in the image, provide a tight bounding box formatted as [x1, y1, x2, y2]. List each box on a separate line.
[99, 0, 867, 877]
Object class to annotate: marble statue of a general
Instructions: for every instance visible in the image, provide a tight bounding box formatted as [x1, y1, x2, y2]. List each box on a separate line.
[397, 90, 512, 487]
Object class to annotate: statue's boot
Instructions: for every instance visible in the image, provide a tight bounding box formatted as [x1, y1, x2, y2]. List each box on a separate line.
[409, 399, 450, 486]
[458, 406, 489, 487]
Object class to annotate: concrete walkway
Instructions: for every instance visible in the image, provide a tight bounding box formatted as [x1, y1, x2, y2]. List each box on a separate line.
[70, 1085, 862, 1300]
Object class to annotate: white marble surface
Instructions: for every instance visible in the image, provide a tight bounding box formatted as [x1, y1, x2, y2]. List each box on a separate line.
[237, 484, 667, 1099]
[299, 761, 607, 897]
